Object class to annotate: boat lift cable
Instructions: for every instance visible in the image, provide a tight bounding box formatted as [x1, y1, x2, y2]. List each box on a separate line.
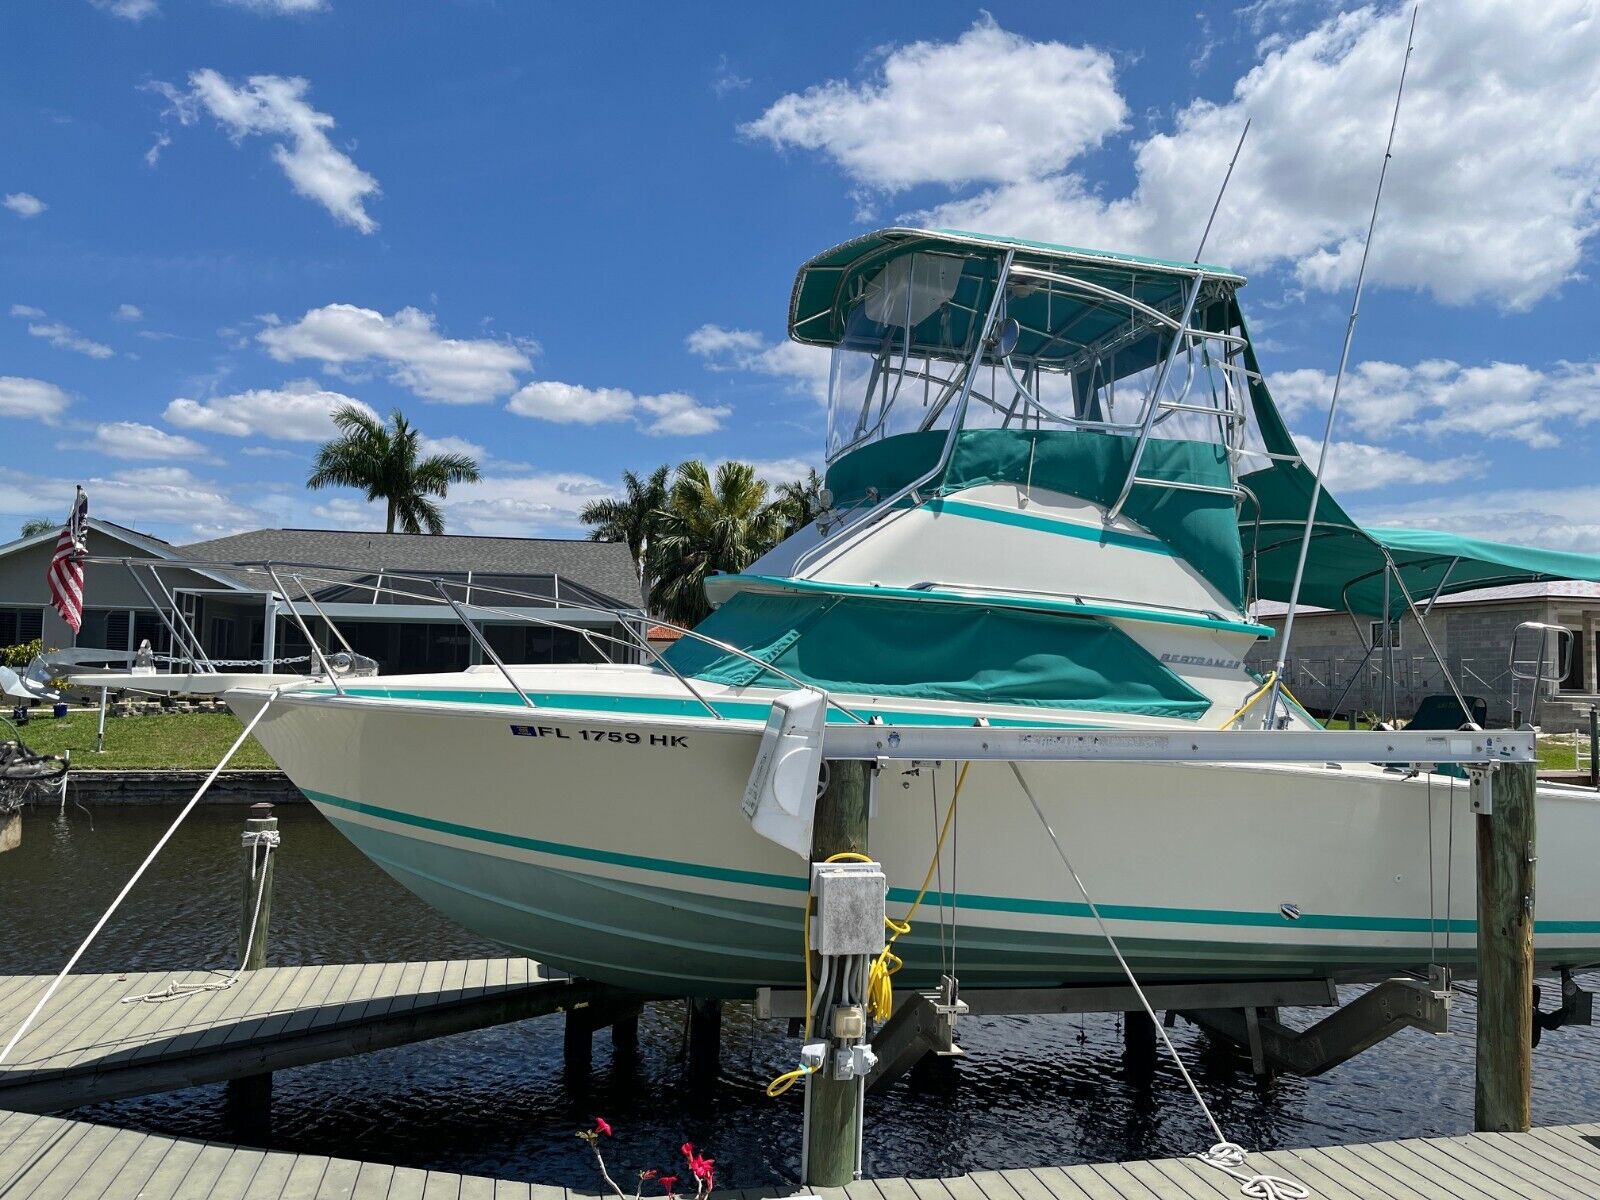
[0, 691, 281, 1066]
[1265, 4, 1418, 729]
[1008, 762, 1309, 1200]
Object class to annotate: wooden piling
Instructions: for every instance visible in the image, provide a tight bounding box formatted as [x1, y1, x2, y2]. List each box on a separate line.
[804, 758, 869, 1189]
[687, 998, 721, 1077]
[227, 802, 278, 1130]
[239, 803, 277, 970]
[1475, 759, 1536, 1133]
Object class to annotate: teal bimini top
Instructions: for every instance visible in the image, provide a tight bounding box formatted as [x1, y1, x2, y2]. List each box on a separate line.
[661, 590, 1213, 720]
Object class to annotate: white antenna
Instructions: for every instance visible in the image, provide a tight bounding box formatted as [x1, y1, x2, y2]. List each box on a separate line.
[1196, 118, 1250, 263]
[1264, 4, 1419, 728]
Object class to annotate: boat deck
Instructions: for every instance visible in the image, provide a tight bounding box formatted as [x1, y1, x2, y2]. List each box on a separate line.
[3, 1108, 1599, 1199]
[0, 959, 618, 1112]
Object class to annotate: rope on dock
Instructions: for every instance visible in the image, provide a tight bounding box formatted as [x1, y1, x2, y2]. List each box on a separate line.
[1008, 762, 1310, 1200]
[119, 827, 281, 1004]
[0, 692, 281, 1065]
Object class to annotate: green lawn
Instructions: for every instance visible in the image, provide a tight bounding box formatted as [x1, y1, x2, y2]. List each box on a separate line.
[7, 709, 277, 770]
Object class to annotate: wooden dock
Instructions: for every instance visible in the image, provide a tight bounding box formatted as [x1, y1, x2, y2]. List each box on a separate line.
[0, 959, 620, 1112]
[2, 1109, 1599, 1200]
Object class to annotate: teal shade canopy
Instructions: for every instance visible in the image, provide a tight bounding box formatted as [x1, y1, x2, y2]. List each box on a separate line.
[663, 590, 1213, 719]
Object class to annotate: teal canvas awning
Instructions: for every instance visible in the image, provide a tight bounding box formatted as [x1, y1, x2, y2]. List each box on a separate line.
[1234, 304, 1600, 617]
[662, 591, 1213, 719]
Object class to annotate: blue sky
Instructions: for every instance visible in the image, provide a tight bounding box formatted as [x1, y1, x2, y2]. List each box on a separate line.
[3, 0, 1598, 550]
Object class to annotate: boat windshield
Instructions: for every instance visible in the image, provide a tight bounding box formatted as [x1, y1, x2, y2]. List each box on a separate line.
[824, 249, 1256, 466]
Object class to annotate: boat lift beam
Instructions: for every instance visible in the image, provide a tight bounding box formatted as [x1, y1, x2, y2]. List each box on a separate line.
[818, 725, 1534, 766]
[1178, 976, 1451, 1077]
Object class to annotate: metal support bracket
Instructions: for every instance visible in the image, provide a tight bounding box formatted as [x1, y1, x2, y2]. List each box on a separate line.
[1470, 763, 1496, 814]
[863, 990, 966, 1093]
[1181, 977, 1450, 1077]
[1533, 969, 1594, 1047]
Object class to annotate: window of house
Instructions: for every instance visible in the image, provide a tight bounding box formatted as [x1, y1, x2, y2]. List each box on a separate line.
[1369, 619, 1402, 651]
[1560, 629, 1588, 693]
[0, 607, 43, 648]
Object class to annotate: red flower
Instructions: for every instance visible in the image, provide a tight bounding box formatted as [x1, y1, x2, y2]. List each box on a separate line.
[680, 1143, 694, 1160]
[688, 1154, 715, 1188]
[640, 1170, 658, 1181]
[659, 1176, 679, 1195]
[594, 1116, 612, 1137]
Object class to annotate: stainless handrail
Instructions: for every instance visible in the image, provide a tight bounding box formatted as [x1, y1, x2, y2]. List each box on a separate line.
[85, 555, 869, 725]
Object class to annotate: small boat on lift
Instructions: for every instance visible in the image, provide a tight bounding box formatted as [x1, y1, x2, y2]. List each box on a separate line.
[222, 228, 1600, 997]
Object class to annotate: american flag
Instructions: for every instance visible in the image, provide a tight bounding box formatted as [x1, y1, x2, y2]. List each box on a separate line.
[48, 487, 88, 635]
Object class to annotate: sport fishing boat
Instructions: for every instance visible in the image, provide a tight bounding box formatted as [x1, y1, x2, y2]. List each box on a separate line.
[224, 229, 1600, 996]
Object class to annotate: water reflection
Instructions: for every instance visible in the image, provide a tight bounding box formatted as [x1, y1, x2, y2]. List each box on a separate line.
[1, 803, 1596, 1187]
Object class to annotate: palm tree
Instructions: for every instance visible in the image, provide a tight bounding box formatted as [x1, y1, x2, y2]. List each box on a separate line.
[773, 468, 826, 535]
[648, 460, 788, 626]
[19, 518, 54, 538]
[307, 405, 481, 534]
[579, 465, 670, 581]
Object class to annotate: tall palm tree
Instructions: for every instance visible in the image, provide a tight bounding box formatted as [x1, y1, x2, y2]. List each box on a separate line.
[18, 518, 54, 538]
[579, 465, 670, 581]
[773, 468, 826, 535]
[307, 405, 481, 534]
[649, 460, 788, 626]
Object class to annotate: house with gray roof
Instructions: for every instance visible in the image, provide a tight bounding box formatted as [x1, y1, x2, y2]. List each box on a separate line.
[0, 521, 646, 677]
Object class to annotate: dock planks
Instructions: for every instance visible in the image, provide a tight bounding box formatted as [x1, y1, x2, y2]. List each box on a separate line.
[2, 1112, 1599, 1200]
[0, 959, 620, 1112]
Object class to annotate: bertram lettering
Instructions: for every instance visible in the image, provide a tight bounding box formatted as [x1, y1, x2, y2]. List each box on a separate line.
[1159, 653, 1242, 670]
[509, 724, 688, 748]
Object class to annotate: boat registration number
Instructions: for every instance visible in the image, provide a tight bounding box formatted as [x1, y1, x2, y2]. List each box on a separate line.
[509, 723, 688, 748]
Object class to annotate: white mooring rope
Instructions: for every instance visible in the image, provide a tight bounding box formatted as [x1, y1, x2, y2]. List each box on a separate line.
[120, 827, 281, 1004]
[1008, 763, 1310, 1200]
[0, 693, 279, 1065]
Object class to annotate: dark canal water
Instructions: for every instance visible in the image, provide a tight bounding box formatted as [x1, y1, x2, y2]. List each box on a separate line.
[3, 801, 1599, 1188]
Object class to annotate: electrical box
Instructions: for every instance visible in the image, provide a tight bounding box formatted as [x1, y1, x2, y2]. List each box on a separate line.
[810, 860, 887, 957]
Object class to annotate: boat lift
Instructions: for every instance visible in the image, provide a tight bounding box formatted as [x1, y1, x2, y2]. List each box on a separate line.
[745, 711, 1590, 1085]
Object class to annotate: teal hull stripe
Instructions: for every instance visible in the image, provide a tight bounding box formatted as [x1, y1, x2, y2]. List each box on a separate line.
[309, 687, 1102, 729]
[307, 789, 1600, 936]
[928, 497, 1175, 557]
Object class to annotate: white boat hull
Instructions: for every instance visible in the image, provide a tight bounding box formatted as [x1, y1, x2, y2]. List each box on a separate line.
[227, 678, 1600, 997]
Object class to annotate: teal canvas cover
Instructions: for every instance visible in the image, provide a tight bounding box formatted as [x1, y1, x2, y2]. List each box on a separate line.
[662, 590, 1213, 719]
[1233, 302, 1600, 616]
[825, 427, 1245, 611]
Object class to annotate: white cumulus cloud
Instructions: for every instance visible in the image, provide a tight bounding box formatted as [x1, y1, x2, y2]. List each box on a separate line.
[742, 16, 1126, 193]
[3, 193, 46, 218]
[164, 379, 376, 441]
[1287, 433, 1480, 494]
[89, 421, 209, 461]
[439, 471, 617, 537]
[9, 305, 44, 319]
[259, 304, 532, 404]
[753, 4, 1600, 309]
[113, 304, 143, 322]
[219, 0, 327, 12]
[507, 380, 728, 436]
[22, 317, 114, 359]
[686, 323, 832, 403]
[0, 377, 71, 422]
[1270, 358, 1600, 450]
[154, 69, 379, 233]
[89, 0, 159, 19]
[1360, 485, 1600, 554]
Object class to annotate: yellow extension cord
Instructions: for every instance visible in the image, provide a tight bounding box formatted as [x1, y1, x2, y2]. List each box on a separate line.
[766, 763, 970, 1097]
[1217, 671, 1309, 730]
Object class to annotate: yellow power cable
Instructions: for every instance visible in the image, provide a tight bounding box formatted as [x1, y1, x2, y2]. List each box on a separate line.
[1218, 671, 1277, 730]
[765, 763, 971, 1096]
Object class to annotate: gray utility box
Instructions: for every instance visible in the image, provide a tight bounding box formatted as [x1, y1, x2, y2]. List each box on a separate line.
[810, 860, 888, 957]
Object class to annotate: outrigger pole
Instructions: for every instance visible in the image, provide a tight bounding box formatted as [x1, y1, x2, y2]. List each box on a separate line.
[1265, 4, 1419, 729]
